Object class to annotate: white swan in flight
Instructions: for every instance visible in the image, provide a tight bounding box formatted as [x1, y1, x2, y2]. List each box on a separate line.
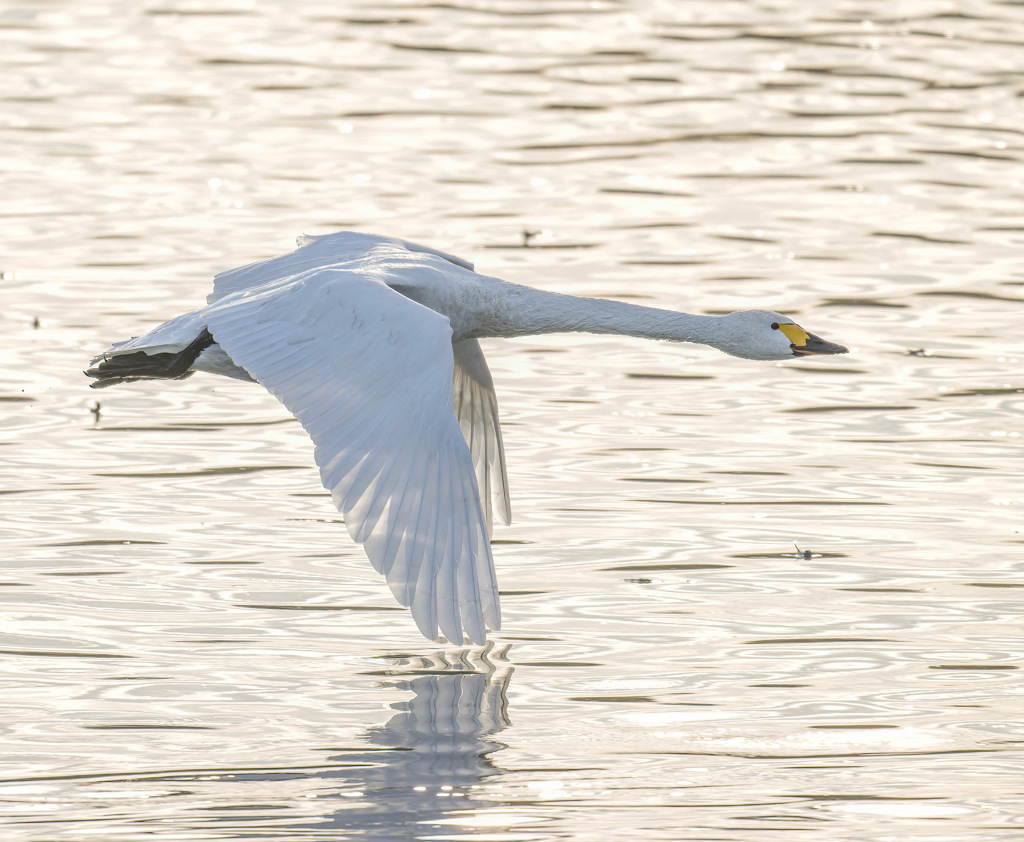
[87, 231, 848, 645]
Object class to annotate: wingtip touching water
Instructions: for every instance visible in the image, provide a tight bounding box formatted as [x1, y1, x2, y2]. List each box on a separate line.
[87, 231, 848, 644]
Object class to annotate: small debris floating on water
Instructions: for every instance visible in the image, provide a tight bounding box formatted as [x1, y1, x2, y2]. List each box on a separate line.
[522, 228, 541, 247]
[793, 543, 814, 560]
[90, 401, 102, 423]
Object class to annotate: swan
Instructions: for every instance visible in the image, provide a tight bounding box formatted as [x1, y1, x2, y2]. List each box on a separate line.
[87, 231, 848, 645]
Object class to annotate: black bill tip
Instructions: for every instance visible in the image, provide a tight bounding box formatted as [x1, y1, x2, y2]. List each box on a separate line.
[791, 332, 848, 356]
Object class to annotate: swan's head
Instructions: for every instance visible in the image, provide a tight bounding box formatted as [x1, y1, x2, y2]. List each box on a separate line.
[714, 310, 848, 361]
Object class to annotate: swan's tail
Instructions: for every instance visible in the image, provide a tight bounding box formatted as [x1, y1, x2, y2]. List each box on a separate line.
[86, 329, 215, 389]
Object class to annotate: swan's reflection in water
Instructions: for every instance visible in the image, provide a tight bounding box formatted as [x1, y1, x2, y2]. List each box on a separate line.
[299, 642, 514, 837]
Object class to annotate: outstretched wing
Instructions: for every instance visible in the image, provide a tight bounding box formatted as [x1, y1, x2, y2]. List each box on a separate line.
[452, 339, 511, 534]
[204, 266, 499, 645]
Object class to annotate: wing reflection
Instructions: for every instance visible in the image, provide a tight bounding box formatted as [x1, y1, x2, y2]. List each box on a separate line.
[305, 642, 514, 836]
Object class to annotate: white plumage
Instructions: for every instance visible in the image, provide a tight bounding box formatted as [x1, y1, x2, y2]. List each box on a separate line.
[89, 231, 847, 645]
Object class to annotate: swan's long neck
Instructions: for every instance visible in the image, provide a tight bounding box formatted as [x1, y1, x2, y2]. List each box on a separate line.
[467, 282, 721, 348]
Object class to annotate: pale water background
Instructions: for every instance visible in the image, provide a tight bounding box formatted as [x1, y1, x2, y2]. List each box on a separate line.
[2, 0, 1024, 839]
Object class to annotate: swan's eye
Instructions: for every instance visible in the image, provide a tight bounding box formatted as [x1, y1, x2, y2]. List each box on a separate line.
[771, 322, 780, 330]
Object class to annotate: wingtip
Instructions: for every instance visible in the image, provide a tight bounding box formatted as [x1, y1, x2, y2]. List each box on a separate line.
[497, 504, 512, 527]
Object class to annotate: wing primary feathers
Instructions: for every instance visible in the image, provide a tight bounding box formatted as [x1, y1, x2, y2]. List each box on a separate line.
[383, 451, 434, 609]
[412, 452, 446, 643]
[377, 451, 431, 582]
[346, 443, 404, 544]
[453, 448, 488, 644]
[435, 450, 464, 644]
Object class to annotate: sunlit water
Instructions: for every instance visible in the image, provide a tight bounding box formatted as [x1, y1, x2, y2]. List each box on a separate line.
[3, 1, 1024, 839]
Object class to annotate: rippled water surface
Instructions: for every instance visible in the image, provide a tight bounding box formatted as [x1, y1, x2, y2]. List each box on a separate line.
[3, 0, 1024, 839]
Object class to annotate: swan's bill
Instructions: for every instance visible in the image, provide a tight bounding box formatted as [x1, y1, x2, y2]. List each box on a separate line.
[790, 331, 848, 356]
[776, 323, 809, 346]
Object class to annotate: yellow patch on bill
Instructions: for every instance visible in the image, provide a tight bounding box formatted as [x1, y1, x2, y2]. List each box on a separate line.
[778, 323, 809, 346]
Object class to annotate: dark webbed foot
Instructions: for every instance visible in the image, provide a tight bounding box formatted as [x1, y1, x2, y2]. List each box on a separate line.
[86, 328, 215, 388]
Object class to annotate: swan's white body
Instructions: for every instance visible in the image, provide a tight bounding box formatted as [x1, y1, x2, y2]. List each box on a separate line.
[90, 231, 847, 645]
